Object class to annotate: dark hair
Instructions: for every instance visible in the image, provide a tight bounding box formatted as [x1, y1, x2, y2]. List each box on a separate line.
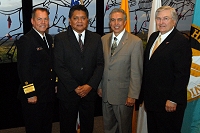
[32, 7, 50, 18]
[68, 5, 88, 18]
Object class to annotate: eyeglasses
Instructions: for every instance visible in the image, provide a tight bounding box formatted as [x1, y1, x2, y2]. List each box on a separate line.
[155, 17, 172, 22]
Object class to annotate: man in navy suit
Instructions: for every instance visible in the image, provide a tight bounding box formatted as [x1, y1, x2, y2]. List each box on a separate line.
[17, 7, 55, 133]
[54, 5, 104, 133]
[140, 6, 192, 133]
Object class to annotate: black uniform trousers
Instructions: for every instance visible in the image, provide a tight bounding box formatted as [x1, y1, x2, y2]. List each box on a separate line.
[21, 100, 54, 133]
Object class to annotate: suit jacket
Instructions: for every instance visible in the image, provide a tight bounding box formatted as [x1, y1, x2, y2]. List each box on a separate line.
[141, 28, 192, 112]
[17, 28, 55, 103]
[54, 26, 104, 101]
[100, 31, 143, 105]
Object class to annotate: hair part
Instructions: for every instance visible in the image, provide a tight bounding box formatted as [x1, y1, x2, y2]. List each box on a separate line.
[69, 5, 89, 18]
[155, 6, 178, 23]
[109, 8, 127, 21]
[32, 7, 50, 18]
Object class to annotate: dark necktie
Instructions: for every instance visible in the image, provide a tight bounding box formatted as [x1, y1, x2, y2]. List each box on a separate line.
[43, 37, 49, 49]
[78, 34, 83, 52]
[111, 37, 117, 55]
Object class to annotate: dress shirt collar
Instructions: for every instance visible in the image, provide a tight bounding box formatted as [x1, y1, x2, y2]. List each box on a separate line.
[111, 29, 125, 46]
[159, 27, 174, 43]
[32, 27, 46, 39]
[32, 27, 49, 48]
[73, 30, 86, 44]
[149, 27, 175, 59]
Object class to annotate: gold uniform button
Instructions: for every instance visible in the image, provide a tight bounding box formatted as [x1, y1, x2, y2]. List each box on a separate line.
[25, 81, 28, 85]
[50, 69, 52, 71]
[51, 79, 52, 80]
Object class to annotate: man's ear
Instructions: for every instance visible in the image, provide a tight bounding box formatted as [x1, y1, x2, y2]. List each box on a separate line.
[124, 20, 127, 27]
[31, 18, 33, 25]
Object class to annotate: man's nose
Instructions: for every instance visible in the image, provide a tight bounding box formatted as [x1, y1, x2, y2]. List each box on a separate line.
[77, 18, 82, 22]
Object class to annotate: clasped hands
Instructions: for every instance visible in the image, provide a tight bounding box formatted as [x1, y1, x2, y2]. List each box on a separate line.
[75, 84, 92, 98]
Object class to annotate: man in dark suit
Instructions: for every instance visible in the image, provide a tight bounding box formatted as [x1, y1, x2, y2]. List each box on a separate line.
[17, 8, 55, 133]
[140, 6, 192, 133]
[98, 8, 143, 133]
[53, 5, 104, 133]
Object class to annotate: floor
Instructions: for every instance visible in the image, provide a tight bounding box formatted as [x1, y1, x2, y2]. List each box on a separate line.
[0, 116, 104, 133]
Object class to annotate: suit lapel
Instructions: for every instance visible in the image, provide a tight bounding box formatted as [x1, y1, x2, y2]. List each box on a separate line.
[159, 28, 177, 49]
[46, 35, 52, 49]
[145, 32, 159, 61]
[112, 31, 128, 56]
[31, 29, 45, 47]
[83, 30, 91, 53]
[46, 35, 52, 54]
[106, 35, 112, 57]
[68, 26, 94, 54]
[67, 26, 82, 53]
[31, 29, 50, 53]
[149, 28, 178, 60]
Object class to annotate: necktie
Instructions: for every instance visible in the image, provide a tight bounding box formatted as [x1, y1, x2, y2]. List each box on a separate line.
[78, 34, 83, 52]
[43, 37, 49, 48]
[111, 37, 117, 55]
[151, 35, 161, 56]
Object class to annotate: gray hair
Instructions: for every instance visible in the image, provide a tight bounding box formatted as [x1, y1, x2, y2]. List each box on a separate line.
[109, 8, 127, 21]
[155, 6, 178, 23]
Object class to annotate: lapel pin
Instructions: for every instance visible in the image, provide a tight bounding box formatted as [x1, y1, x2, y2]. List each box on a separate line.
[36, 47, 43, 51]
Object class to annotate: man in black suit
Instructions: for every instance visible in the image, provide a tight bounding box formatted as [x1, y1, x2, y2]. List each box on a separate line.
[140, 6, 192, 133]
[17, 7, 55, 133]
[54, 5, 104, 133]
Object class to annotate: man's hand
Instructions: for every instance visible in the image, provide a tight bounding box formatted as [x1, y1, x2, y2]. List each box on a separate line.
[75, 84, 92, 98]
[165, 100, 177, 112]
[28, 96, 37, 104]
[125, 97, 135, 107]
[55, 86, 58, 93]
[97, 88, 102, 97]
